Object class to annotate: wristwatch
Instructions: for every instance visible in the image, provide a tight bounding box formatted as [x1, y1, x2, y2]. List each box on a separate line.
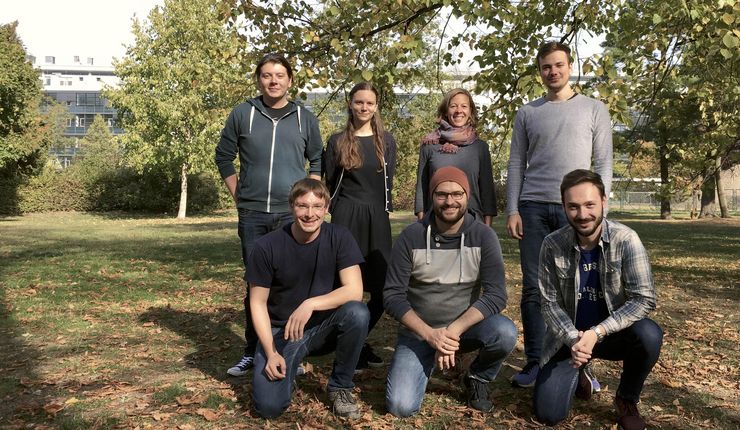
[590, 325, 605, 343]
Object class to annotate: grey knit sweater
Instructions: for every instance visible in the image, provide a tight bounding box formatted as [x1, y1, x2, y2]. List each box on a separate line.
[506, 94, 613, 215]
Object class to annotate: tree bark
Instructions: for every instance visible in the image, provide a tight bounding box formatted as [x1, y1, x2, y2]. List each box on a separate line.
[177, 162, 188, 219]
[658, 143, 672, 219]
[700, 155, 717, 218]
[715, 155, 730, 218]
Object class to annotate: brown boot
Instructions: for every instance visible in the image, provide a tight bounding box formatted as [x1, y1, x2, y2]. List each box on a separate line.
[614, 396, 646, 430]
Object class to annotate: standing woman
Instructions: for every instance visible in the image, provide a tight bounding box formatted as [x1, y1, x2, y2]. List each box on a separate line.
[415, 88, 497, 224]
[323, 82, 397, 370]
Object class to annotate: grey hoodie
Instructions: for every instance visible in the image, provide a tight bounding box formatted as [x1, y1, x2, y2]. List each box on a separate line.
[215, 97, 323, 213]
[384, 212, 508, 339]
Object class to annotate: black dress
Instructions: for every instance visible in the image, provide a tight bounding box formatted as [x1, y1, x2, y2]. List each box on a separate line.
[323, 132, 397, 292]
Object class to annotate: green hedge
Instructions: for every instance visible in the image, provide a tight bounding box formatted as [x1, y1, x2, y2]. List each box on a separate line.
[0, 164, 230, 215]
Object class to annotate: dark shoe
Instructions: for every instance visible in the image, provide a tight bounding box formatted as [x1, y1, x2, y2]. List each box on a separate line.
[328, 389, 361, 419]
[615, 396, 646, 430]
[226, 355, 253, 376]
[510, 362, 539, 388]
[355, 343, 384, 373]
[575, 362, 600, 400]
[464, 375, 493, 412]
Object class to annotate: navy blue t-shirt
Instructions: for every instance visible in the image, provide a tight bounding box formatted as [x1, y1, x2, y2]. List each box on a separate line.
[247, 222, 364, 327]
[574, 247, 609, 331]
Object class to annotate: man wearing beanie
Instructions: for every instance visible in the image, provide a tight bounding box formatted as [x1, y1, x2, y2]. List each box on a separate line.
[384, 166, 517, 416]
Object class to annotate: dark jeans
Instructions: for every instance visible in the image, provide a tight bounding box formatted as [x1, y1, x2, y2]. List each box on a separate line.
[385, 314, 518, 417]
[252, 301, 369, 418]
[534, 318, 663, 426]
[518, 201, 567, 364]
[238, 208, 294, 356]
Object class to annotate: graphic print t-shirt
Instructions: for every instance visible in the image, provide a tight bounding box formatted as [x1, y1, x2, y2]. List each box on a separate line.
[574, 247, 609, 331]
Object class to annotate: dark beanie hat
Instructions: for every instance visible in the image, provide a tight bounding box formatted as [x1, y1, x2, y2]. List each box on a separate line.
[429, 166, 470, 197]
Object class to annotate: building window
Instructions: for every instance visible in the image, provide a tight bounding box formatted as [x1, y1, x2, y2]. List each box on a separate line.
[87, 57, 94, 65]
[74, 56, 80, 63]
[45, 78, 51, 86]
[45, 56, 55, 64]
[96, 77, 101, 82]
[66, 118, 73, 127]
[79, 76, 84, 81]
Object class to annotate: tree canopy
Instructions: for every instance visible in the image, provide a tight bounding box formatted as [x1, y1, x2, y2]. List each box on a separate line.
[106, 0, 253, 218]
[0, 22, 48, 176]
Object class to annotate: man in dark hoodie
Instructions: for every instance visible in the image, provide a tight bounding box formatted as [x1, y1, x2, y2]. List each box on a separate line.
[384, 166, 517, 416]
[215, 54, 323, 377]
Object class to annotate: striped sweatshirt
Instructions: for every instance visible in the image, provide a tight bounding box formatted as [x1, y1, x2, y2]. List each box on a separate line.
[384, 212, 507, 338]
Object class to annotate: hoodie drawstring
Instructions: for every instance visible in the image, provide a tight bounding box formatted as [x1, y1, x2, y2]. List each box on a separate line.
[248, 105, 255, 134]
[297, 105, 302, 132]
[459, 232, 465, 283]
[425, 224, 431, 265]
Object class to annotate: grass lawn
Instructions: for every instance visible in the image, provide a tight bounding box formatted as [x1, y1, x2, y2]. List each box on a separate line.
[1, 211, 738, 429]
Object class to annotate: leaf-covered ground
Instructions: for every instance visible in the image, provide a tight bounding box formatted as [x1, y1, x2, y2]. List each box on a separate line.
[0, 211, 737, 429]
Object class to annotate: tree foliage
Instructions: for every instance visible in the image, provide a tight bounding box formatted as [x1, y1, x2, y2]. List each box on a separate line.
[106, 0, 253, 218]
[599, 0, 739, 218]
[225, 0, 625, 144]
[0, 22, 48, 176]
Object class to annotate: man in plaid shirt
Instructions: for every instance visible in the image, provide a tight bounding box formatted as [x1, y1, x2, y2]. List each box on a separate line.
[534, 169, 663, 430]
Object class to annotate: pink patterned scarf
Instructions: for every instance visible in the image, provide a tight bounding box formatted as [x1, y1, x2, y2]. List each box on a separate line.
[421, 120, 477, 153]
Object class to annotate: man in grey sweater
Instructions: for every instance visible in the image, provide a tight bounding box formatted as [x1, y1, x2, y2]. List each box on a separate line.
[506, 41, 613, 389]
[384, 166, 517, 416]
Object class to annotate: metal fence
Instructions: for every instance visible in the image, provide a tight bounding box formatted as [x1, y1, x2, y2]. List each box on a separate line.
[611, 190, 740, 212]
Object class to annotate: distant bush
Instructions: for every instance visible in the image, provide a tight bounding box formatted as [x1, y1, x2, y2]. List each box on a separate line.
[0, 161, 229, 215]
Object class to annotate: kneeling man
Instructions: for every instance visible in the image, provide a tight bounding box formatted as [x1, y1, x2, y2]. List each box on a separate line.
[384, 166, 517, 416]
[249, 178, 369, 419]
[535, 169, 663, 430]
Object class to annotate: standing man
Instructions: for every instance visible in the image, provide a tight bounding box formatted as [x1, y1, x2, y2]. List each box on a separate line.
[215, 54, 323, 377]
[384, 166, 517, 417]
[507, 41, 613, 389]
[535, 169, 662, 430]
[248, 178, 369, 419]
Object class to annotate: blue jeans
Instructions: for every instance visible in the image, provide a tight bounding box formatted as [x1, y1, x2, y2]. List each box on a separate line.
[252, 301, 369, 418]
[534, 319, 663, 426]
[238, 208, 294, 356]
[518, 201, 567, 364]
[385, 314, 518, 417]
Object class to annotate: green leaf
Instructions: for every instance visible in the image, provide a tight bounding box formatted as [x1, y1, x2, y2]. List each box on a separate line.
[722, 31, 738, 48]
[652, 13, 662, 24]
[361, 69, 373, 81]
[722, 13, 735, 25]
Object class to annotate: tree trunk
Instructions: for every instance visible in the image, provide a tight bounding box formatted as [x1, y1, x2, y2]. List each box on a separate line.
[177, 162, 188, 219]
[658, 144, 672, 219]
[715, 155, 730, 218]
[699, 158, 716, 218]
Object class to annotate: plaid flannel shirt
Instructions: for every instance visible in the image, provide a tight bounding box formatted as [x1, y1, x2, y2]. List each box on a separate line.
[538, 219, 656, 366]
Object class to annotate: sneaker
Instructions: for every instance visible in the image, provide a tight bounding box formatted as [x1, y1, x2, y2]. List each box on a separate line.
[355, 343, 384, 372]
[464, 375, 493, 412]
[226, 355, 253, 376]
[327, 388, 361, 419]
[614, 396, 646, 430]
[510, 362, 539, 388]
[575, 362, 600, 400]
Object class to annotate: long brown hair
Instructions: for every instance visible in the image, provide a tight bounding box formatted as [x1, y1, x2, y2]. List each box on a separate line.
[436, 88, 478, 128]
[335, 82, 386, 171]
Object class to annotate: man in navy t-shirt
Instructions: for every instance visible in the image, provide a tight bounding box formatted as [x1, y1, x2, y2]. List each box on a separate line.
[247, 178, 369, 419]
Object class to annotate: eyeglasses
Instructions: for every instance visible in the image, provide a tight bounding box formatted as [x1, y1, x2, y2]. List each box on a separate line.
[433, 191, 466, 201]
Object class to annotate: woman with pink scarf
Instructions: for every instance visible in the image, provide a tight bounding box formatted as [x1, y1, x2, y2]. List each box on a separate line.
[414, 88, 497, 225]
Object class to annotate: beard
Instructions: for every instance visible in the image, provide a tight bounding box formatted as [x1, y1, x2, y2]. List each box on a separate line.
[568, 210, 604, 240]
[434, 202, 466, 226]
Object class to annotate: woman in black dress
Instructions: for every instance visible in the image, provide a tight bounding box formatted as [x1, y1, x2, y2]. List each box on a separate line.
[323, 82, 396, 370]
